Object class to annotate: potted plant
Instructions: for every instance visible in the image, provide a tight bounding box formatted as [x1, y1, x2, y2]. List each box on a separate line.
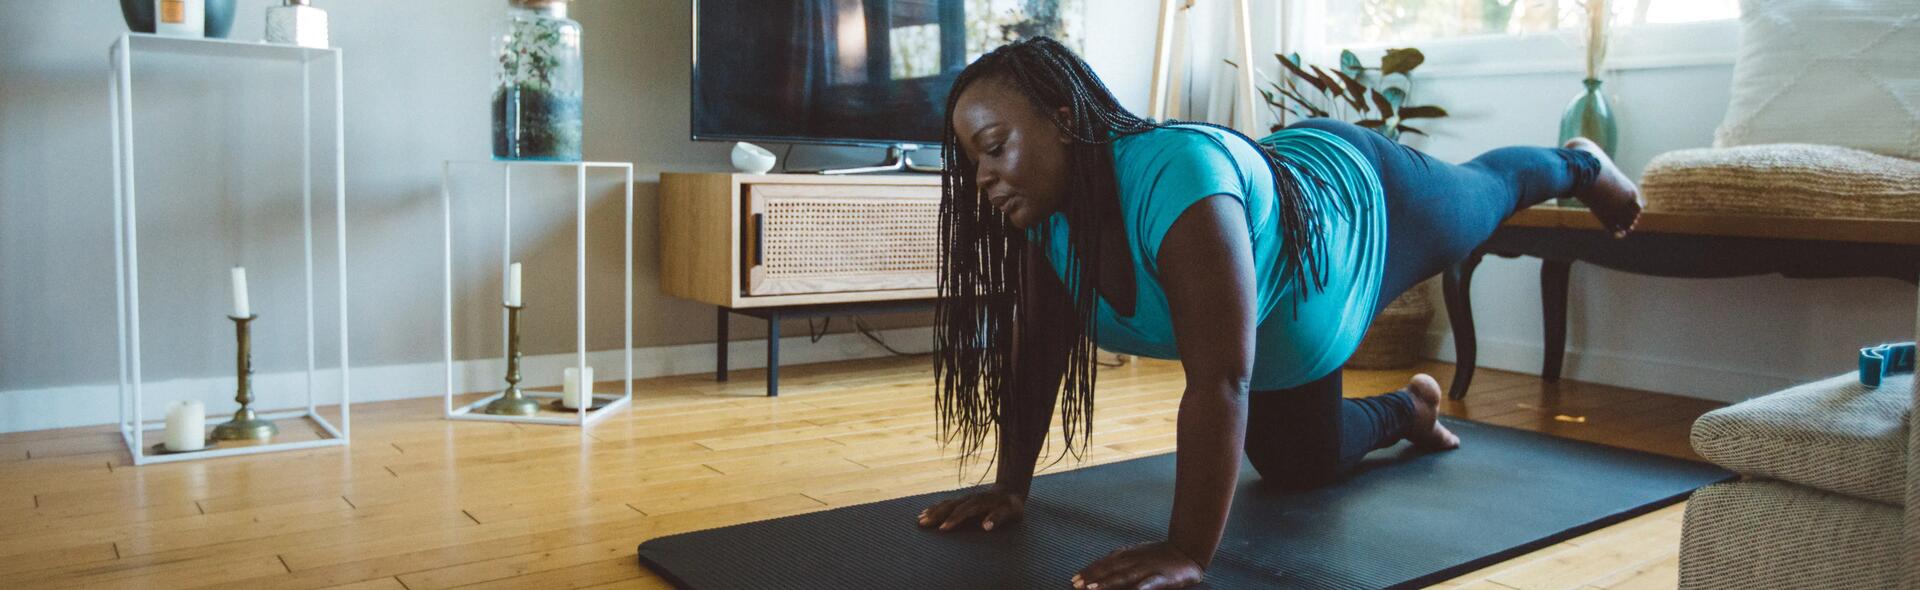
[1263, 48, 1448, 369]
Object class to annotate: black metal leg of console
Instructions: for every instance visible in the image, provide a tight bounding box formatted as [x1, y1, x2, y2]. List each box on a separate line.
[715, 299, 937, 399]
[766, 311, 780, 397]
[716, 307, 730, 382]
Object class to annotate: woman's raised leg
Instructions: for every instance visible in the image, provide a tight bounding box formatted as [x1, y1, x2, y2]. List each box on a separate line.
[1283, 118, 1642, 311]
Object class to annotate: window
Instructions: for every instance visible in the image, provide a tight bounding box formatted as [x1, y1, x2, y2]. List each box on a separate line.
[1327, 0, 1738, 47]
[1293, 0, 1741, 77]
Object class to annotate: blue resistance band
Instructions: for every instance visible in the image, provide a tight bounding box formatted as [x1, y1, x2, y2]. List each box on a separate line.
[1859, 342, 1916, 388]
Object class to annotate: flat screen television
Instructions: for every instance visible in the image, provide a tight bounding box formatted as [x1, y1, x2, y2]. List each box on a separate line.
[691, 0, 1085, 148]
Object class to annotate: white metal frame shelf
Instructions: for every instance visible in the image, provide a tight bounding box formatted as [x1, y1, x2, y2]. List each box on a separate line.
[110, 33, 351, 465]
[441, 160, 635, 428]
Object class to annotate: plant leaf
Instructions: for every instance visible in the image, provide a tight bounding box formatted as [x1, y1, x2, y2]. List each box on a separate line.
[1277, 55, 1327, 92]
[1382, 87, 1407, 109]
[1278, 88, 1330, 118]
[1332, 70, 1372, 111]
[1398, 105, 1449, 119]
[1340, 49, 1364, 78]
[1370, 88, 1394, 116]
[1380, 48, 1425, 76]
[1397, 124, 1428, 136]
[1308, 65, 1341, 96]
[1355, 119, 1387, 129]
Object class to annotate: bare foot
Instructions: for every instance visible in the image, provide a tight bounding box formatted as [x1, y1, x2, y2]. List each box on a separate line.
[1404, 374, 1460, 450]
[1563, 137, 1644, 238]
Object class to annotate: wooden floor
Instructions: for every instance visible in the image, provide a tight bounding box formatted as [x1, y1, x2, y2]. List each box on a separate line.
[0, 355, 1724, 589]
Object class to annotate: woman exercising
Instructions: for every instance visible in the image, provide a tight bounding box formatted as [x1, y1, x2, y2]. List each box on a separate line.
[915, 38, 1641, 590]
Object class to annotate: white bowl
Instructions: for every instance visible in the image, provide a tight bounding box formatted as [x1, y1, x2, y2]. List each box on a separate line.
[731, 142, 777, 174]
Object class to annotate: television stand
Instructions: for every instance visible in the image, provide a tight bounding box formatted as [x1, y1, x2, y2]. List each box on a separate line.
[660, 172, 941, 396]
[792, 144, 943, 175]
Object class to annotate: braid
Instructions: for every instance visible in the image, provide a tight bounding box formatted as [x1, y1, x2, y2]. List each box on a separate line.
[935, 37, 1326, 474]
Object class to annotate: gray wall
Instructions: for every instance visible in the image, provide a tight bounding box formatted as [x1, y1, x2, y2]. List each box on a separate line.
[0, 0, 1161, 431]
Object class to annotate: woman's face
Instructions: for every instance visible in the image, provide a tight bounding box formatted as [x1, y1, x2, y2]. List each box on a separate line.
[951, 77, 1073, 229]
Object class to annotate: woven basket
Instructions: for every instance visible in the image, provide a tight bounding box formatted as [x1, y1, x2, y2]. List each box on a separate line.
[1346, 279, 1436, 370]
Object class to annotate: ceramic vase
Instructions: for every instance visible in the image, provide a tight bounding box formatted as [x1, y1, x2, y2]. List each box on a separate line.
[119, 0, 237, 37]
[1556, 78, 1618, 207]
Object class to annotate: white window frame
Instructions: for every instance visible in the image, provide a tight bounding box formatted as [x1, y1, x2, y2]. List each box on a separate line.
[1289, 4, 1738, 79]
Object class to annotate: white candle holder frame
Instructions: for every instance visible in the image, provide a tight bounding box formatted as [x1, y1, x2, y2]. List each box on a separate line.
[440, 161, 635, 428]
[109, 34, 352, 465]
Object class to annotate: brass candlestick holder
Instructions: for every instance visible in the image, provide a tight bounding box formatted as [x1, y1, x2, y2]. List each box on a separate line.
[211, 314, 278, 441]
[483, 303, 540, 416]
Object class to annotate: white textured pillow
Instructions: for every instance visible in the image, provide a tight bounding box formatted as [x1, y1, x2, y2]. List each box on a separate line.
[1715, 0, 1920, 159]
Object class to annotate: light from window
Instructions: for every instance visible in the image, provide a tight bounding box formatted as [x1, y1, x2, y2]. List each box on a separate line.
[1326, 0, 1738, 46]
[890, 23, 942, 79]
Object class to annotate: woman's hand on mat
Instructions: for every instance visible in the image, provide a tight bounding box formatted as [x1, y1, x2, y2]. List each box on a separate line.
[1072, 541, 1204, 590]
[917, 489, 1025, 532]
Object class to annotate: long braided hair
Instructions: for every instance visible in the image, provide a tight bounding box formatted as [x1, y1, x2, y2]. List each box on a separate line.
[933, 37, 1329, 471]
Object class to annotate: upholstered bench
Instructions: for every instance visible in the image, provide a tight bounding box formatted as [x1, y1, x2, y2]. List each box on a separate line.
[1679, 372, 1915, 589]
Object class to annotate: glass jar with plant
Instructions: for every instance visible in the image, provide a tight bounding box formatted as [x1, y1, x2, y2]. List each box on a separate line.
[493, 0, 583, 161]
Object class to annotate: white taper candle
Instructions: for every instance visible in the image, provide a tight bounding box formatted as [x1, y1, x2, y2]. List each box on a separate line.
[230, 267, 250, 317]
[164, 400, 205, 452]
[507, 262, 522, 307]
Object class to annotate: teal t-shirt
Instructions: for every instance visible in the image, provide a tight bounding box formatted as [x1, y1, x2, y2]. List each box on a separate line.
[1031, 124, 1386, 391]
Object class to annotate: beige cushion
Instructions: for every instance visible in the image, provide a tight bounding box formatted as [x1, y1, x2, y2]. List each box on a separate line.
[1642, 144, 1920, 220]
[1716, 0, 1920, 159]
[1691, 372, 1910, 505]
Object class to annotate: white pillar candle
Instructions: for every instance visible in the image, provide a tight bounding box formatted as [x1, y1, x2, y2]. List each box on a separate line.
[230, 267, 250, 317]
[507, 262, 523, 307]
[563, 366, 594, 409]
[164, 400, 205, 452]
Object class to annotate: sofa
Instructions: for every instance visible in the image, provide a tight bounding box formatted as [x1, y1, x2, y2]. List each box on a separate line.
[1679, 372, 1915, 589]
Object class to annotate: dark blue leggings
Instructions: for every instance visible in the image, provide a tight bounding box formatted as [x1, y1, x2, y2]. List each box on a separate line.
[1243, 118, 1599, 489]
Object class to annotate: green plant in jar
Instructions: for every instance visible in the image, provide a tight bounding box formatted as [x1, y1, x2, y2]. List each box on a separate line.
[493, 0, 582, 161]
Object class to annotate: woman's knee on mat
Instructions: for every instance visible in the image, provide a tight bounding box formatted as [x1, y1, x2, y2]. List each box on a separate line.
[1245, 444, 1343, 490]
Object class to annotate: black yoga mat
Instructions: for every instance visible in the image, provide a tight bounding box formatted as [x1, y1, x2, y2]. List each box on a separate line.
[638, 418, 1732, 589]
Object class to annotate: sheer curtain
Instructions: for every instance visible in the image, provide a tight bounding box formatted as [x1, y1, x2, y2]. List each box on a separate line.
[1200, 0, 1322, 134]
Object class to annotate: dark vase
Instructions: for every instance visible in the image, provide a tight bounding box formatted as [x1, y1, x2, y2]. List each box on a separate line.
[119, 0, 154, 33]
[120, 0, 238, 37]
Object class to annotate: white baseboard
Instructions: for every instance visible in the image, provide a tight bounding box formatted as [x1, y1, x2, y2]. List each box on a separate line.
[0, 326, 934, 434]
[1423, 330, 1813, 404]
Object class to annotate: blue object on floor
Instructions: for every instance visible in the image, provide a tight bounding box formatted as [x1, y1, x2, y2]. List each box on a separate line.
[1860, 342, 1916, 388]
[637, 418, 1733, 589]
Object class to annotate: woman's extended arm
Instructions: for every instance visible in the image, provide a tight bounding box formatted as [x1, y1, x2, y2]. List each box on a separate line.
[922, 241, 1076, 531]
[992, 242, 1078, 495]
[1073, 195, 1256, 590]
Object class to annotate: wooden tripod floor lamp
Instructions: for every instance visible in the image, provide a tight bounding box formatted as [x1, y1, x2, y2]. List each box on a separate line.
[1148, 0, 1262, 138]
